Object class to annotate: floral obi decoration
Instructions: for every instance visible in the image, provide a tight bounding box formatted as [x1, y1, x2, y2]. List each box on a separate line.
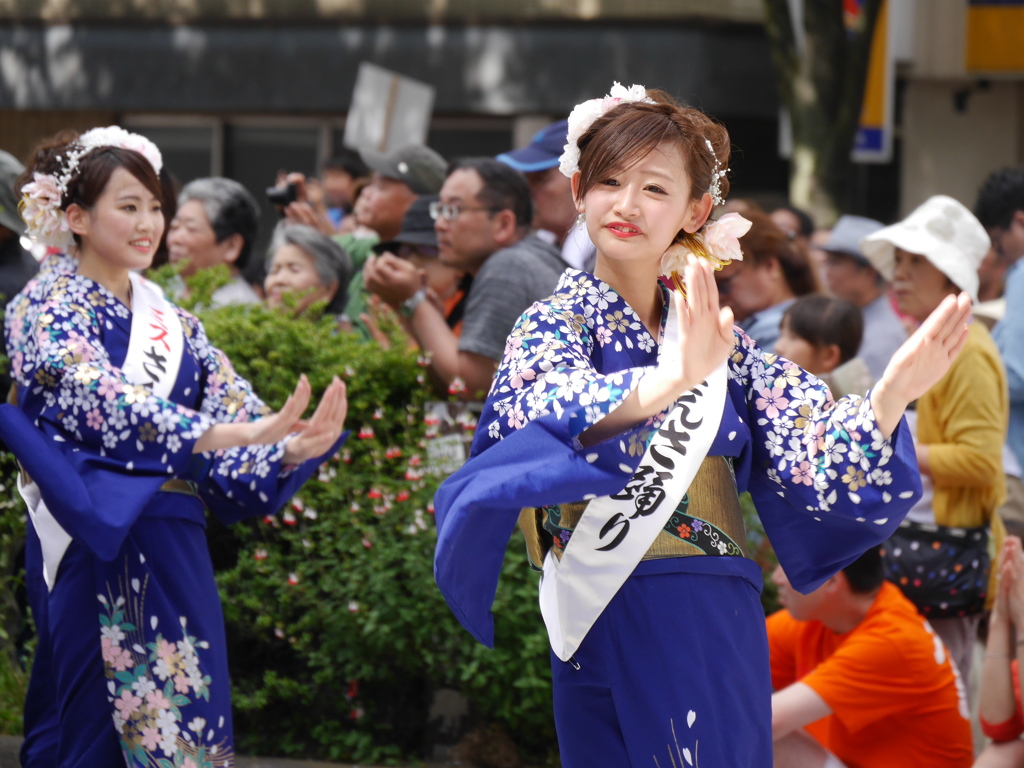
[518, 456, 748, 569]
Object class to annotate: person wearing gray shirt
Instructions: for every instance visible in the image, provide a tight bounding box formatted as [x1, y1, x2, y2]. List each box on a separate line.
[363, 157, 565, 400]
[459, 232, 564, 362]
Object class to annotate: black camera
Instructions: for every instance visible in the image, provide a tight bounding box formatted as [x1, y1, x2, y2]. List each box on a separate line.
[266, 182, 298, 207]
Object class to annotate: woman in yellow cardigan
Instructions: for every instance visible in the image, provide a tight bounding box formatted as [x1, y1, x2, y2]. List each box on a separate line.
[863, 195, 1008, 688]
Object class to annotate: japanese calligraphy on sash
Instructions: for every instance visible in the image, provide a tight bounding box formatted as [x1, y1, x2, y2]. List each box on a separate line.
[539, 299, 728, 661]
[122, 271, 185, 401]
[23, 272, 185, 590]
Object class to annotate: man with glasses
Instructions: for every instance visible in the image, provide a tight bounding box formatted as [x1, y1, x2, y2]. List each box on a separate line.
[363, 195, 470, 339]
[364, 157, 565, 399]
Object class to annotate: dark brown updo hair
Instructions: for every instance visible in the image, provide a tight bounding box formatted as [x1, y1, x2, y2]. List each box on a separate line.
[18, 130, 164, 245]
[575, 89, 731, 207]
[738, 211, 819, 297]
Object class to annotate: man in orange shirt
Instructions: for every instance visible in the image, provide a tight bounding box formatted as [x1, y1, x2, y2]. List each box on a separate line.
[767, 547, 973, 768]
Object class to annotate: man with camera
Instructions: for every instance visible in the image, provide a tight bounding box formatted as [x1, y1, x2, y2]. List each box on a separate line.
[275, 145, 446, 336]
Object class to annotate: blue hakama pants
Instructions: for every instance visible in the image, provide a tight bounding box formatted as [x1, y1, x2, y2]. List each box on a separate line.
[551, 556, 772, 768]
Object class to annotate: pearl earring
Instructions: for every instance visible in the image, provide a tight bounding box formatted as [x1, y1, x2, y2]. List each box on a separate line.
[576, 211, 586, 227]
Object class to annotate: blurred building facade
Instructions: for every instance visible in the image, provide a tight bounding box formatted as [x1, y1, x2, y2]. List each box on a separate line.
[896, 0, 1024, 216]
[0, 0, 785, 248]
[0, 0, 1020, 230]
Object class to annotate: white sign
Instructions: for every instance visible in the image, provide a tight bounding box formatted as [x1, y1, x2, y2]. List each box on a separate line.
[344, 62, 435, 153]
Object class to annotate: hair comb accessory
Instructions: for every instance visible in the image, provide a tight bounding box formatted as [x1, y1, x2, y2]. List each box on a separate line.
[19, 126, 163, 249]
[705, 139, 728, 207]
[559, 82, 654, 178]
[660, 213, 751, 295]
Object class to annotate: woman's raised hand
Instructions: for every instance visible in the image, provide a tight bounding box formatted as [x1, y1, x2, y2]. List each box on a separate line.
[282, 376, 348, 464]
[579, 255, 735, 448]
[870, 292, 971, 439]
[669, 255, 735, 392]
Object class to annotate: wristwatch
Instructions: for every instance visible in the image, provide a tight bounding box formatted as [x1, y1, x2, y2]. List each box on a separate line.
[400, 288, 428, 318]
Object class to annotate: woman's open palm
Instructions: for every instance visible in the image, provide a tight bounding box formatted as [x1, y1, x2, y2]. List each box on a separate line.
[282, 376, 348, 464]
[673, 255, 735, 391]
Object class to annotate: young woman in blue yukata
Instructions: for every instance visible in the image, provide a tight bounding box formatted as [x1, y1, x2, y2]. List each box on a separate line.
[433, 84, 974, 767]
[3, 127, 348, 768]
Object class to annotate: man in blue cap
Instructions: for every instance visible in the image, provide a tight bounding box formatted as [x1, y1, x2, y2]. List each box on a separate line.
[497, 120, 596, 272]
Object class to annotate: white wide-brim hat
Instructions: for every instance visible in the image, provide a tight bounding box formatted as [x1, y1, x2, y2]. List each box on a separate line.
[860, 195, 989, 305]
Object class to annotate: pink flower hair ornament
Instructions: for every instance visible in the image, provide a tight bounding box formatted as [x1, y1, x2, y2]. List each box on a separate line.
[18, 126, 163, 249]
[660, 212, 752, 295]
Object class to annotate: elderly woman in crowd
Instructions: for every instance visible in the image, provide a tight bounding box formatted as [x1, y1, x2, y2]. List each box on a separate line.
[167, 176, 261, 306]
[714, 209, 819, 352]
[264, 223, 353, 318]
[863, 195, 1009, 689]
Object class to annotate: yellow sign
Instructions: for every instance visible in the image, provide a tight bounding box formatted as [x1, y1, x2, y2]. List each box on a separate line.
[966, 2, 1024, 72]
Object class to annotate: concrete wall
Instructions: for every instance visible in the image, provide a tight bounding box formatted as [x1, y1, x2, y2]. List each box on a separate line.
[0, 0, 764, 22]
[0, 23, 778, 118]
[0, 109, 117, 165]
[900, 80, 1021, 216]
[907, 0, 967, 79]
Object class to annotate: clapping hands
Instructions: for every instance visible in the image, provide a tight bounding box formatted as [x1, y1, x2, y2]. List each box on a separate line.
[192, 374, 348, 463]
[994, 535, 1024, 630]
[281, 376, 348, 464]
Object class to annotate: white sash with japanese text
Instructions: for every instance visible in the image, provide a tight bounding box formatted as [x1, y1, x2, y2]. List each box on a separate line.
[122, 271, 185, 401]
[23, 272, 184, 590]
[539, 301, 728, 661]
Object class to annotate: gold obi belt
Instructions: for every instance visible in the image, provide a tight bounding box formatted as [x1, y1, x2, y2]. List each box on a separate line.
[518, 455, 748, 570]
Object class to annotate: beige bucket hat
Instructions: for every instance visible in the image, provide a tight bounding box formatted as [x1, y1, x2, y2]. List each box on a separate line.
[861, 195, 989, 305]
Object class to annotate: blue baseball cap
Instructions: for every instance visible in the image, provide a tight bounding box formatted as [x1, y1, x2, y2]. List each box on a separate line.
[496, 120, 568, 173]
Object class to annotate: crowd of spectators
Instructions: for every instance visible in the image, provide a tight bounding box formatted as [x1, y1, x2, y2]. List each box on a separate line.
[7, 118, 1024, 765]
[742, 172, 1024, 766]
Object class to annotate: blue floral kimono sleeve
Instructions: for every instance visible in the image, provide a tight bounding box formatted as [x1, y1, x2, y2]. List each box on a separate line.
[728, 330, 921, 592]
[437, 289, 669, 646]
[473, 299, 660, 457]
[11, 291, 213, 474]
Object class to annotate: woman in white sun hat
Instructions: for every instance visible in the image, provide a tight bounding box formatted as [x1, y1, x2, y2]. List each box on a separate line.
[863, 194, 1009, 689]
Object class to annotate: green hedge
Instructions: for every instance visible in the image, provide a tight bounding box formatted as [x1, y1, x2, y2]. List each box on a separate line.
[0, 443, 28, 737]
[163, 267, 557, 765]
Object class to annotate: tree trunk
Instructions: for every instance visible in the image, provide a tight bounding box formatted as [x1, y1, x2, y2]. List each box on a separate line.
[763, 0, 883, 226]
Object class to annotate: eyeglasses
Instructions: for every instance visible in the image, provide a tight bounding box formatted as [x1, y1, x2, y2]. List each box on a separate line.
[429, 201, 498, 222]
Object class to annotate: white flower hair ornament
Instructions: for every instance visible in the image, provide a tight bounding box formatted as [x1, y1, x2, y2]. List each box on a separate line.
[559, 82, 654, 178]
[559, 84, 731, 208]
[19, 126, 163, 249]
[660, 212, 752, 295]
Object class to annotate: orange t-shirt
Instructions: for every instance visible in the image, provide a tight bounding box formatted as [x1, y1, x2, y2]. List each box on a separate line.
[767, 582, 973, 768]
